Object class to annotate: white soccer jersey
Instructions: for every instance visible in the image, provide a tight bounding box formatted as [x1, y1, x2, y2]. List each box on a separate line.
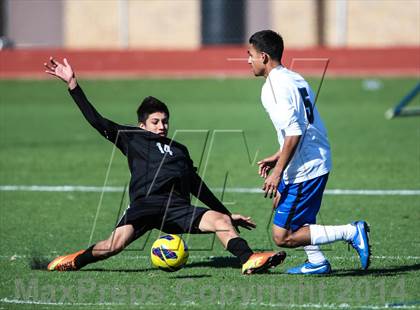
[261, 66, 332, 184]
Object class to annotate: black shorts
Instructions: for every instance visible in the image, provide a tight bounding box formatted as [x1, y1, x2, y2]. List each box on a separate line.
[116, 195, 210, 239]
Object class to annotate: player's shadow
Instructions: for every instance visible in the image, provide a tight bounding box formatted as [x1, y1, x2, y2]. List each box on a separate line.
[82, 269, 211, 278]
[82, 257, 241, 273]
[29, 259, 156, 273]
[29, 256, 50, 270]
[28, 255, 157, 273]
[169, 275, 212, 279]
[328, 263, 420, 277]
[81, 267, 154, 273]
[184, 256, 241, 269]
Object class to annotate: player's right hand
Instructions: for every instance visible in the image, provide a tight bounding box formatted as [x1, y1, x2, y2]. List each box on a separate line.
[44, 57, 77, 89]
[262, 172, 280, 199]
[257, 156, 277, 178]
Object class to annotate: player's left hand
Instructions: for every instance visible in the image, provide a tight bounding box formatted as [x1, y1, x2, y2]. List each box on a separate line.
[262, 173, 280, 199]
[230, 214, 256, 231]
[44, 57, 77, 89]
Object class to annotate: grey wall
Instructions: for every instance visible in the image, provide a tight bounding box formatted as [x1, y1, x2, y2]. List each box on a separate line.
[246, 0, 271, 42]
[6, 0, 63, 48]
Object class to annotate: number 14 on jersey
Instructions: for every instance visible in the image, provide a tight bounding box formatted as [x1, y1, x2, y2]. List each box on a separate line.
[156, 142, 173, 156]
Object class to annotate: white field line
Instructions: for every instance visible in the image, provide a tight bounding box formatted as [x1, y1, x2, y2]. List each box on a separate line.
[2, 254, 419, 260]
[0, 185, 124, 193]
[1, 185, 420, 196]
[0, 298, 192, 308]
[245, 302, 419, 309]
[0, 298, 418, 309]
[0, 298, 111, 307]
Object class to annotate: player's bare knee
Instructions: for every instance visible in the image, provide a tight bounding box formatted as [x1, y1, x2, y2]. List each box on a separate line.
[273, 234, 286, 247]
[273, 234, 296, 248]
[213, 214, 236, 236]
[213, 213, 230, 227]
[222, 214, 233, 225]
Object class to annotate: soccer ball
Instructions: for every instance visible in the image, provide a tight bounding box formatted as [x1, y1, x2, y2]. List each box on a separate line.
[150, 234, 188, 272]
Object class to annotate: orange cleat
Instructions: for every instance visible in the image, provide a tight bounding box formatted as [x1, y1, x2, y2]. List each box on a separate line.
[242, 251, 286, 275]
[47, 250, 85, 271]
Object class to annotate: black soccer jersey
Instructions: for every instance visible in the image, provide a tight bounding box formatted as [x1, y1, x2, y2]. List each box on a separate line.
[69, 85, 230, 216]
[70, 85, 197, 208]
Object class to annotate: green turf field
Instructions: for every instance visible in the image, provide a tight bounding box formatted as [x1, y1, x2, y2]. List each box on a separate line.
[0, 77, 419, 309]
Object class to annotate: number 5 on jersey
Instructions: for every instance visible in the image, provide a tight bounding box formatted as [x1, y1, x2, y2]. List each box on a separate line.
[298, 87, 314, 124]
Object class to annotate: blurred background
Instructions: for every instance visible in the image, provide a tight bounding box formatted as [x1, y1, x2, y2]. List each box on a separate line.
[1, 0, 419, 49]
[1, 0, 418, 78]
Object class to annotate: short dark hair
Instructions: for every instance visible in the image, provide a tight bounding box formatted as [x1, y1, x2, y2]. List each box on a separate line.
[249, 30, 284, 62]
[137, 96, 170, 123]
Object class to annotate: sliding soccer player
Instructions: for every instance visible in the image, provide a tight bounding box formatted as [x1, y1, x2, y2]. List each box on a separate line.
[44, 57, 286, 275]
[247, 30, 371, 274]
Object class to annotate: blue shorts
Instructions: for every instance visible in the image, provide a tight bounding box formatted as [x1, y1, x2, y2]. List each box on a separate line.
[273, 173, 329, 232]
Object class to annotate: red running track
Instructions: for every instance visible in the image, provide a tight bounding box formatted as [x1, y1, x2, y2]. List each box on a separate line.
[0, 46, 419, 78]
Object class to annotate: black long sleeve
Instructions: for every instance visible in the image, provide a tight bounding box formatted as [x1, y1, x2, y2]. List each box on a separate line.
[68, 84, 127, 153]
[190, 172, 231, 216]
[67, 84, 222, 210]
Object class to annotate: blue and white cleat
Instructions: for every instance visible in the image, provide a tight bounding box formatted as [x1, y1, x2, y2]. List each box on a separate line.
[286, 260, 332, 275]
[349, 221, 371, 270]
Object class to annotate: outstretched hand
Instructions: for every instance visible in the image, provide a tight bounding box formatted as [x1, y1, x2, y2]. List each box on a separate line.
[44, 57, 77, 89]
[230, 214, 256, 233]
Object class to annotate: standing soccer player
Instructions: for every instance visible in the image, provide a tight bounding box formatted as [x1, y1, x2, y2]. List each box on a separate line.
[247, 30, 371, 274]
[44, 57, 286, 275]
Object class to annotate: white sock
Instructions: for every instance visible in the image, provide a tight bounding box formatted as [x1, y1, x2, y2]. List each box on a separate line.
[304, 245, 326, 264]
[310, 224, 356, 245]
